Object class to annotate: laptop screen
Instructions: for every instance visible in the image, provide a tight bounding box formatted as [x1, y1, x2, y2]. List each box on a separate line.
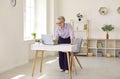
[41, 34, 54, 45]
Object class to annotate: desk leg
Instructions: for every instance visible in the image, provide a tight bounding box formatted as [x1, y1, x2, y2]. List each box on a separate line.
[67, 52, 72, 79]
[32, 50, 38, 76]
[71, 53, 77, 75]
[40, 50, 44, 73]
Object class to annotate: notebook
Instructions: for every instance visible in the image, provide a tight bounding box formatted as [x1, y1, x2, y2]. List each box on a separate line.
[41, 34, 58, 45]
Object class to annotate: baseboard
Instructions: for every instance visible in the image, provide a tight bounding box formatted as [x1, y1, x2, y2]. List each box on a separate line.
[0, 60, 28, 74]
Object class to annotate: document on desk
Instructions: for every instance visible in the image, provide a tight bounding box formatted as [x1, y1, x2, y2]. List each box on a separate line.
[31, 44, 77, 52]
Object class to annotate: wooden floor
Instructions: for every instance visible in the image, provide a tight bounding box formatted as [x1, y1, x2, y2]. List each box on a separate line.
[0, 56, 120, 79]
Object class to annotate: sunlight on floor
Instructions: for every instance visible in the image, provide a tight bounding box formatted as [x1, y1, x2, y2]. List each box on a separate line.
[11, 74, 25, 79]
[45, 59, 57, 64]
[45, 57, 58, 64]
[37, 74, 46, 79]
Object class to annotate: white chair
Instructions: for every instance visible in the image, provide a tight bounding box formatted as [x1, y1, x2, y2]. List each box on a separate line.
[71, 38, 83, 75]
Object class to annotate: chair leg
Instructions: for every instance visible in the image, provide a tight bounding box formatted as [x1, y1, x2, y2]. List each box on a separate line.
[70, 54, 72, 71]
[74, 55, 83, 69]
[66, 52, 72, 79]
[71, 53, 77, 75]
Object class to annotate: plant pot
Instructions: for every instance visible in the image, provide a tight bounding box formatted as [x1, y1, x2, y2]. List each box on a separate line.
[78, 18, 81, 21]
[106, 32, 109, 40]
[33, 35, 36, 39]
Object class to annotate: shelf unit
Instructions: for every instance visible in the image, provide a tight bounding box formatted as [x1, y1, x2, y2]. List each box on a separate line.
[70, 19, 120, 57]
[88, 39, 120, 57]
[70, 19, 89, 56]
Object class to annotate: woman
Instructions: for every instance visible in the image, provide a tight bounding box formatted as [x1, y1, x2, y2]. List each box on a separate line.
[55, 16, 74, 73]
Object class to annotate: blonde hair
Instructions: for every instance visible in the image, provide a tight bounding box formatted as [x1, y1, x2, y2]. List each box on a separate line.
[57, 16, 65, 22]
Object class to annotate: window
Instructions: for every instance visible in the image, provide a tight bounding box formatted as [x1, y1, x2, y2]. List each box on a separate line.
[24, 0, 35, 40]
[24, 0, 47, 40]
[36, 0, 47, 38]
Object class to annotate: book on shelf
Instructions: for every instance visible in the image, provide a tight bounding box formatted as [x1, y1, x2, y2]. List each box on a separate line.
[97, 51, 103, 57]
[108, 44, 113, 48]
[117, 52, 120, 57]
[97, 42, 103, 48]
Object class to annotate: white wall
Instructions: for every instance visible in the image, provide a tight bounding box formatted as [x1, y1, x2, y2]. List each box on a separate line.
[0, 0, 28, 73]
[57, 0, 120, 39]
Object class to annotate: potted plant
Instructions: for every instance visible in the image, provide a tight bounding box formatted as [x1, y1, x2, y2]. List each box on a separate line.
[31, 32, 36, 39]
[101, 24, 114, 39]
[76, 13, 83, 21]
[31, 32, 41, 44]
[35, 39, 41, 43]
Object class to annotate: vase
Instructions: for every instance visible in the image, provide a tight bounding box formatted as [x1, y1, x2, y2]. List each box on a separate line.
[33, 35, 36, 39]
[84, 24, 87, 30]
[106, 32, 109, 40]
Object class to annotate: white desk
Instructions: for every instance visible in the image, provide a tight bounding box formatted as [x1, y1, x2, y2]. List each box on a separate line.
[31, 43, 77, 79]
[31, 44, 77, 52]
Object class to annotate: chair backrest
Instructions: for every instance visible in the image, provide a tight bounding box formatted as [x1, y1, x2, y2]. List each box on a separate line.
[73, 38, 83, 53]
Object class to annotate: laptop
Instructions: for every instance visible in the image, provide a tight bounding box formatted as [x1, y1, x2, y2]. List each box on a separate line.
[41, 34, 58, 45]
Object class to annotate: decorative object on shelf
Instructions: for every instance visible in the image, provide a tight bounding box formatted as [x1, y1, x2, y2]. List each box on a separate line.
[99, 7, 108, 15]
[76, 13, 83, 21]
[118, 52, 120, 57]
[10, 0, 16, 7]
[117, 6, 120, 14]
[101, 24, 114, 40]
[106, 53, 112, 58]
[70, 19, 74, 27]
[83, 24, 87, 30]
[88, 53, 94, 57]
[97, 51, 103, 57]
[97, 42, 103, 48]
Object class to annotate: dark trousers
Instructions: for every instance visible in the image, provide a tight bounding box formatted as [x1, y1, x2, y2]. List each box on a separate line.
[58, 37, 70, 70]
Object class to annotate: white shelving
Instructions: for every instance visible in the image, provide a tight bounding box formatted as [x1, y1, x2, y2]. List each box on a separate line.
[88, 39, 120, 57]
[70, 19, 89, 56]
[70, 19, 120, 57]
